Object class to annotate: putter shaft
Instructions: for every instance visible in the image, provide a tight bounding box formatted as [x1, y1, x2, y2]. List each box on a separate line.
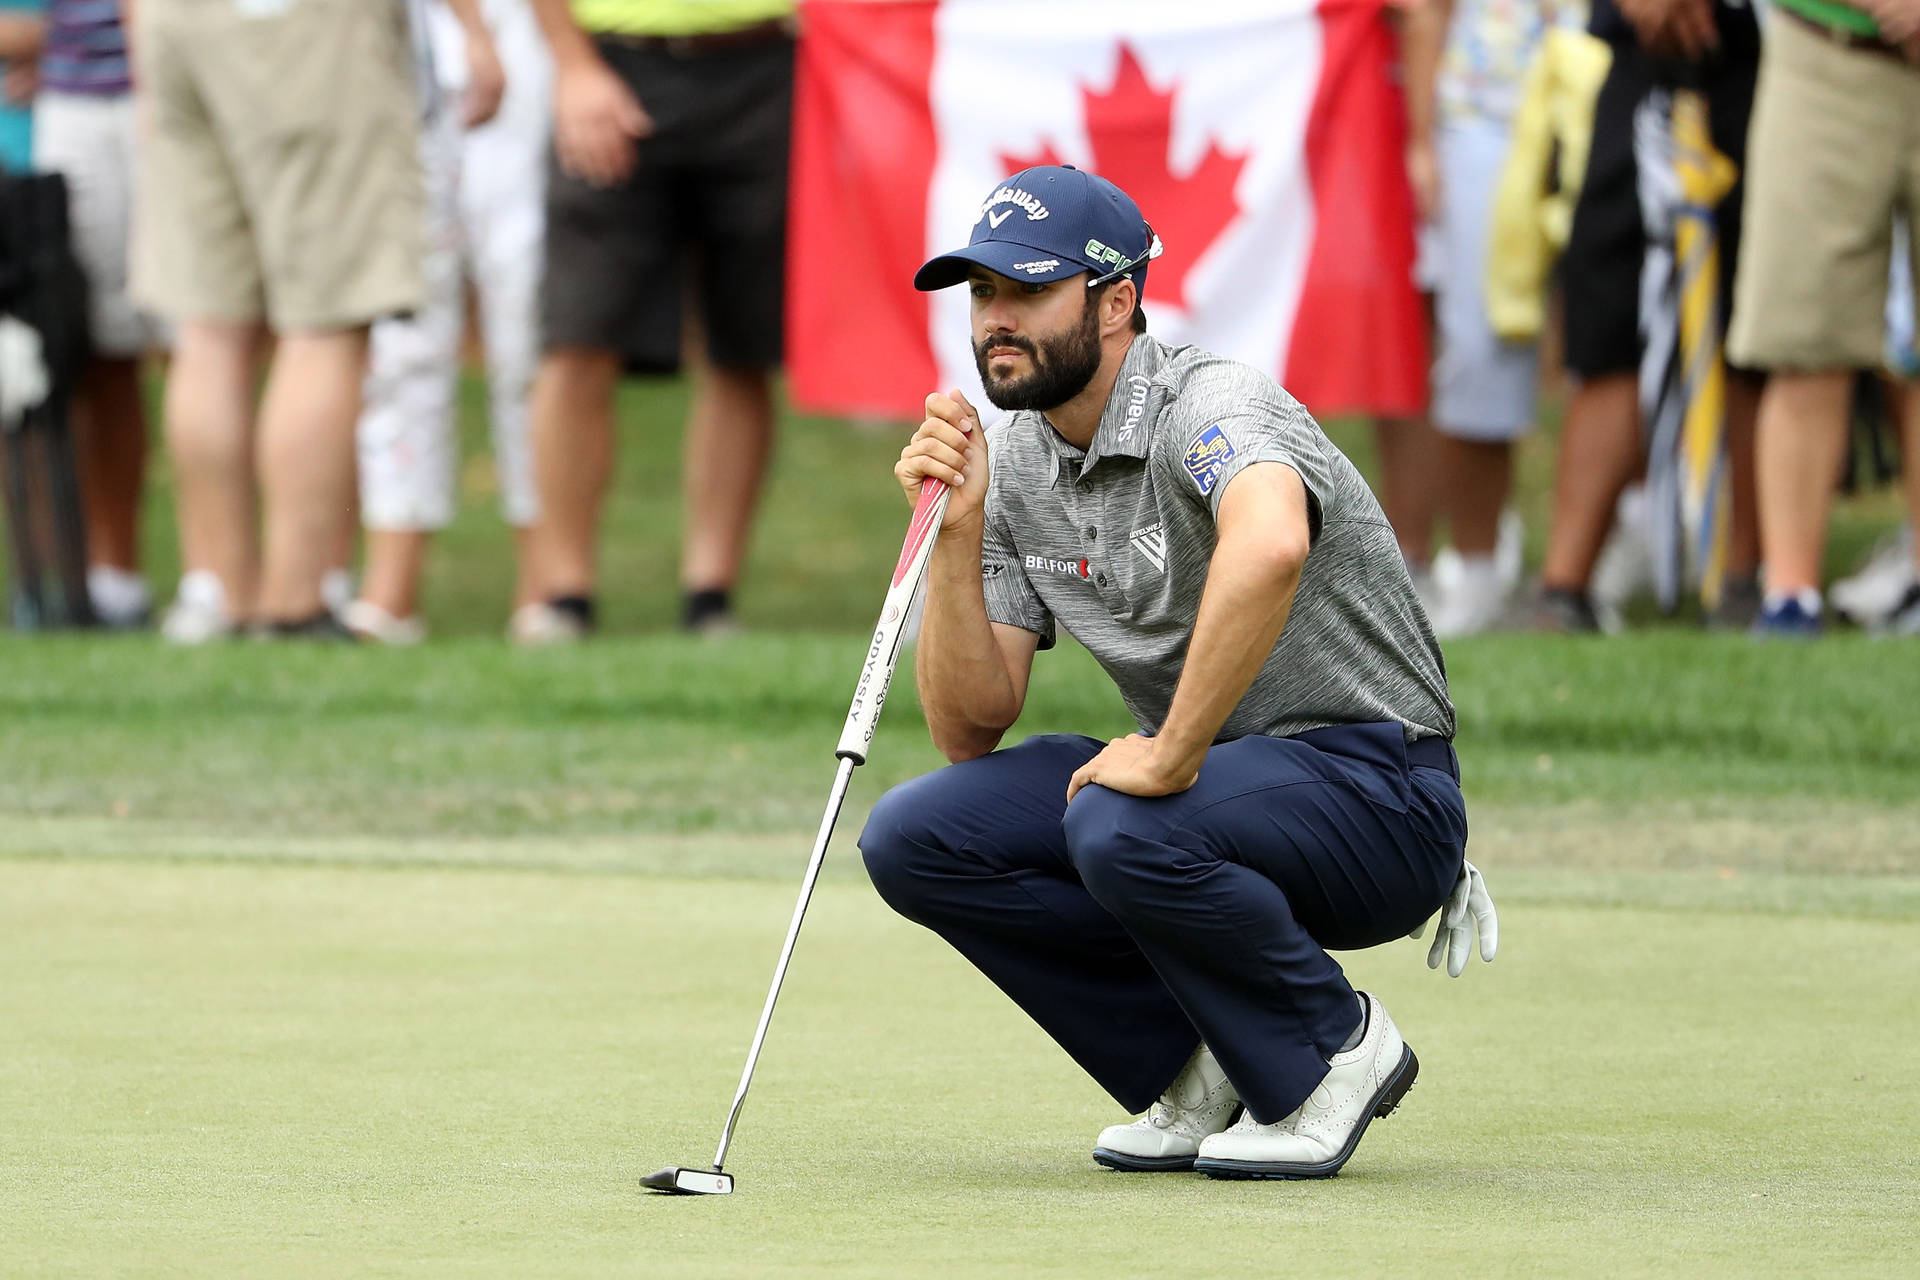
[711, 755, 857, 1171]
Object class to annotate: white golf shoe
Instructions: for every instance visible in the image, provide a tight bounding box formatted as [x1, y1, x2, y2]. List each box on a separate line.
[1092, 1043, 1240, 1172]
[1194, 992, 1417, 1180]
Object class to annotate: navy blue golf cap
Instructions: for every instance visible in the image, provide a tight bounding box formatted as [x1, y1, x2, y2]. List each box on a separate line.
[914, 165, 1163, 294]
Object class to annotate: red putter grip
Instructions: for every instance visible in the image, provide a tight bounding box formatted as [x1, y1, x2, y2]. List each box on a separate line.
[892, 477, 949, 587]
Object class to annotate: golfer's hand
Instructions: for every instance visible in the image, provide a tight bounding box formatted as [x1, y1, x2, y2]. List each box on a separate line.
[1410, 859, 1499, 977]
[553, 52, 653, 187]
[1066, 734, 1199, 803]
[896, 390, 984, 531]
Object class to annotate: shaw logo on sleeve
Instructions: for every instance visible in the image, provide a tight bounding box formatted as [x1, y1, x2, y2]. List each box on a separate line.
[1183, 424, 1237, 495]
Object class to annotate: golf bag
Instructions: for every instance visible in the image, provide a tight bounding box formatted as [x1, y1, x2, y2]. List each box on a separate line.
[0, 172, 94, 629]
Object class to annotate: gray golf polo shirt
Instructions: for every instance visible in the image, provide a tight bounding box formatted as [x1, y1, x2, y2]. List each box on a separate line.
[979, 335, 1455, 743]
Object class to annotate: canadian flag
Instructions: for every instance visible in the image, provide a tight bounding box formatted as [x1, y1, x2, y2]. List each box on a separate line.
[786, 0, 1426, 423]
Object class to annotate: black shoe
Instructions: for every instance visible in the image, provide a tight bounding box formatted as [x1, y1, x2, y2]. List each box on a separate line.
[1704, 572, 1762, 631]
[251, 611, 359, 641]
[1501, 582, 1602, 633]
[681, 588, 739, 638]
[1876, 581, 1920, 637]
[547, 594, 598, 634]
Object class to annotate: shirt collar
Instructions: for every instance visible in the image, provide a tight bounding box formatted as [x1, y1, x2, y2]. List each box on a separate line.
[1035, 337, 1165, 485]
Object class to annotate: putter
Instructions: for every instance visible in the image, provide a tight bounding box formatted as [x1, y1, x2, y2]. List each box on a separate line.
[645, 473, 955, 1196]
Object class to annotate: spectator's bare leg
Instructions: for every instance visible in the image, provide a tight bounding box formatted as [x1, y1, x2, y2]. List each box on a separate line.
[511, 527, 539, 609]
[1372, 415, 1441, 565]
[1902, 380, 1920, 576]
[71, 356, 149, 572]
[166, 319, 264, 616]
[1755, 371, 1851, 595]
[359, 529, 430, 620]
[255, 328, 368, 622]
[1724, 372, 1763, 579]
[1442, 438, 1512, 557]
[681, 362, 774, 593]
[1540, 373, 1638, 591]
[527, 347, 621, 599]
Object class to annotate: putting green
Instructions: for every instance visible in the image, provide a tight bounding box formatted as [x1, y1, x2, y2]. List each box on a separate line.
[4, 855, 1915, 1278]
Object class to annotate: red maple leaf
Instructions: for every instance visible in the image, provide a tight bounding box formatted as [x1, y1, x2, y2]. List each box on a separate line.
[1001, 45, 1247, 312]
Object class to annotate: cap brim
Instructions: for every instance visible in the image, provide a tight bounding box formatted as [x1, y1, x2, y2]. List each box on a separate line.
[914, 242, 1088, 291]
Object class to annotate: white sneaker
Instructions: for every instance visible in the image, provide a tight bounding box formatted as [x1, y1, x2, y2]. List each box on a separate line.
[342, 599, 426, 646]
[320, 569, 355, 621]
[160, 570, 235, 645]
[1092, 1042, 1240, 1172]
[1831, 525, 1915, 626]
[1495, 506, 1525, 593]
[1428, 554, 1508, 639]
[87, 565, 152, 628]
[508, 601, 585, 646]
[1193, 992, 1417, 1180]
[1590, 485, 1652, 632]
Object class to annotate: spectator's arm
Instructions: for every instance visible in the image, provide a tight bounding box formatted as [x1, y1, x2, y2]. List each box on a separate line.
[0, 13, 43, 106]
[0, 13, 44, 60]
[527, 0, 603, 73]
[441, 0, 504, 127]
[1857, 0, 1920, 46]
[1617, 0, 1719, 58]
[527, 0, 654, 187]
[1399, 0, 1452, 223]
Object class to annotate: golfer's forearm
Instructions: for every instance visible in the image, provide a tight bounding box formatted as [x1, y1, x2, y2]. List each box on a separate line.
[916, 532, 1021, 761]
[1154, 532, 1304, 772]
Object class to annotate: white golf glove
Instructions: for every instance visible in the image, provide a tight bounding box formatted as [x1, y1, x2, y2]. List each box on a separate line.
[1409, 859, 1498, 978]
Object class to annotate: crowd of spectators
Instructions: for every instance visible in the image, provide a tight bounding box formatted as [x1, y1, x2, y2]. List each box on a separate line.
[0, 0, 1915, 642]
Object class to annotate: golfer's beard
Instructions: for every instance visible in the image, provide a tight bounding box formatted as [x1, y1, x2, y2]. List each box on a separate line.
[974, 306, 1103, 412]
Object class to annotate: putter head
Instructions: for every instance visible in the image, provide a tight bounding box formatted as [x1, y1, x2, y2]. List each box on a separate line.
[642, 1166, 734, 1196]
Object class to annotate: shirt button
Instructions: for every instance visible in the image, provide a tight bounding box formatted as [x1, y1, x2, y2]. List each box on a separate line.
[1096, 573, 1109, 587]
[1085, 526, 1097, 541]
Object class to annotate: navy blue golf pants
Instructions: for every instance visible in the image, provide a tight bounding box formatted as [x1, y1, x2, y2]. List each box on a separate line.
[858, 722, 1467, 1123]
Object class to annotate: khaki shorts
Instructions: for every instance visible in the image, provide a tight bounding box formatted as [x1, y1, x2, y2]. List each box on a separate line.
[130, 0, 424, 332]
[1727, 16, 1920, 371]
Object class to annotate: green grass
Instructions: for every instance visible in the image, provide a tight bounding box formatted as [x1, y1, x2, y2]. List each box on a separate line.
[2, 372, 1917, 1275]
[4, 860, 1917, 1279]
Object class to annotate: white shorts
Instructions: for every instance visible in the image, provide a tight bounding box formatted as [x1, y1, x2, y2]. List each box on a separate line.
[1428, 116, 1539, 442]
[357, 0, 549, 532]
[32, 92, 167, 358]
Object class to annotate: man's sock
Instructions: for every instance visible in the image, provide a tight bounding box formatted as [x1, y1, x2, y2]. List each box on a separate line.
[549, 594, 598, 631]
[682, 588, 731, 631]
[1338, 995, 1369, 1053]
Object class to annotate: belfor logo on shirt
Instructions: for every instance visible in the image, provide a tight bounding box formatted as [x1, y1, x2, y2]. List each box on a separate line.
[1025, 554, 1091, 579]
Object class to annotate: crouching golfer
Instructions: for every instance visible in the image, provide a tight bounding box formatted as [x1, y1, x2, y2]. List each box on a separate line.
[858, 165, 1496, 1181]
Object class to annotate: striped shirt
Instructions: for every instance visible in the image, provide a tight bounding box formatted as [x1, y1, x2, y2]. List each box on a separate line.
[42, 0, 129, 97]
[979, 336, 1455, 744]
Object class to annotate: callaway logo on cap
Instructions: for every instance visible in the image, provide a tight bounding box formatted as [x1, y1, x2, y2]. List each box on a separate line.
[914, 165, 1164, 294]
